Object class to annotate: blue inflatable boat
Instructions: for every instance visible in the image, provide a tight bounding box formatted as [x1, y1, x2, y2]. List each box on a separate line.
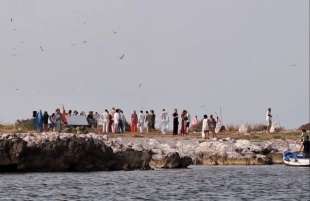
[283, 151, 310, 167]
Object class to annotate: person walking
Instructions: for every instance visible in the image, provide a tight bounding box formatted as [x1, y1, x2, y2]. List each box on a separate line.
[138, 111, 145, 134]
[201, 115, 209, 139]
[266, 108, 272, 133]
[172, 109, 179, 135]
[160, 109, 169, 134]
[131, 111, 138, 135]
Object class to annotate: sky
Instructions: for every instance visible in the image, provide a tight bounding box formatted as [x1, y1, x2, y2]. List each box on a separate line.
[0, 0, 309, 128]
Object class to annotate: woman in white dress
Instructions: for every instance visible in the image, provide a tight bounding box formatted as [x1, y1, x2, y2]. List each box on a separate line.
[138, 111, 145, 134]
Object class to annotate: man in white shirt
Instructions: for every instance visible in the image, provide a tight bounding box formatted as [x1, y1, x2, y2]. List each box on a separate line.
[201, 115, 209, 139]
[160, 109, 169, 134]
[266, 108, 272, 133]
[113, 109, 120, 133]
[102, 109, 110, 134]
[138, 111, 145, 134]
[120, 110, 126, 133]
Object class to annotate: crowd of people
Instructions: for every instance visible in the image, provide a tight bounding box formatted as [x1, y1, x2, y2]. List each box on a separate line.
[31, 106, 222, 138]
[28, 107, 310, 157]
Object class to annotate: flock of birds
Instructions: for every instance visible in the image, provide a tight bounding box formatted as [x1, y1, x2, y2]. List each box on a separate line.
[9, 17, 126, 60]
[8, 16, 145, 93]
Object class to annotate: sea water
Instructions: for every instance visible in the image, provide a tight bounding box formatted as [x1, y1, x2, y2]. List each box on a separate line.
[0, 165, 309, 201]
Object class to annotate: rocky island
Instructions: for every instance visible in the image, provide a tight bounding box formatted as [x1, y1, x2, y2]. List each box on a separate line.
[0, 132, 300, 172]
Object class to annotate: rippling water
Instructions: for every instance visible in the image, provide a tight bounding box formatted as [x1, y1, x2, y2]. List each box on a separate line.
[0, 165, 309, 201]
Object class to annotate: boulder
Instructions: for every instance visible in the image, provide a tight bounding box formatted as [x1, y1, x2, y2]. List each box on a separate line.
[238, 124, 249, 134]
[149, 152, 193, 169]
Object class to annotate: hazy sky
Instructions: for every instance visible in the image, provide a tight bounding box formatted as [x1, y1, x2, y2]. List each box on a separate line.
[0, 0, 309, 128]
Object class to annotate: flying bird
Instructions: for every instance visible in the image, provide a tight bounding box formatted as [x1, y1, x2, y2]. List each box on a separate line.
[119, 54, 125, 60]
[138, 83, 143, 88]
[40, 46, 44, 52]
[82, 40, 88, 44]
[10, 18, 13, 23]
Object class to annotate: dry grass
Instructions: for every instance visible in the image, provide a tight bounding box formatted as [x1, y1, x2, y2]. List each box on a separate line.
[0, 123, 300, 141]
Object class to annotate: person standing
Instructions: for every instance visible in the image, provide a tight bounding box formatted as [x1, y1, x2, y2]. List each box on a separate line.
[32, 111, 38, 131]
[36, 110, 43, 132]
[150, 110, 156, 130]
[111, 108, 116, 133]
[42, 111, 49, 132]
[160, 109, 169, 134]
[266, 108, 272, 133]
[191, 115, 199, 128]
[131, 111, 138, 134]
[61, 106, 68, 126]
[113, 109, 120, 134]
[185, 111, 191, 134]
[49, 113, 56, 131]
[172, 109, 179, 135]
[180, 110, 186, 136]
[94, 112, 100, 129]
[145, 111, 152, 133]
[55, 108, 62, 132]
[120, 110, 126, 133]
[138, 111, 145, 134]
[208, 115, 217, 138]
[201, 115, 209, 139]
[102, 109, 110, 134]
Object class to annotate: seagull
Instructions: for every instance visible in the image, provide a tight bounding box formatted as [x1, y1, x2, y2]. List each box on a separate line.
[40, 46, 44, 52]
[82, 40, 88, 44]
[10, 18, 13, 23]
[113, 31, 117, 34]
[138, 83, 143, 88]
[16, 88, 20, 91]
[119, 54, 125, 60]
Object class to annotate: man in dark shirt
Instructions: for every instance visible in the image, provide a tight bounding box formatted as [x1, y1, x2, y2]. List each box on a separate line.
[42, 111, 49, 132]
[301, 135, 310, 158]
[172, 109, 179, 135]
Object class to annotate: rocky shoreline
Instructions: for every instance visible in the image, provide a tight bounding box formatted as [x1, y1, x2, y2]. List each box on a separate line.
[0, 133, 300, 172]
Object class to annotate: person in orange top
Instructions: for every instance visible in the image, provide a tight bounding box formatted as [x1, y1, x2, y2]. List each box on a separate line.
[61, 106, 69, 126]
